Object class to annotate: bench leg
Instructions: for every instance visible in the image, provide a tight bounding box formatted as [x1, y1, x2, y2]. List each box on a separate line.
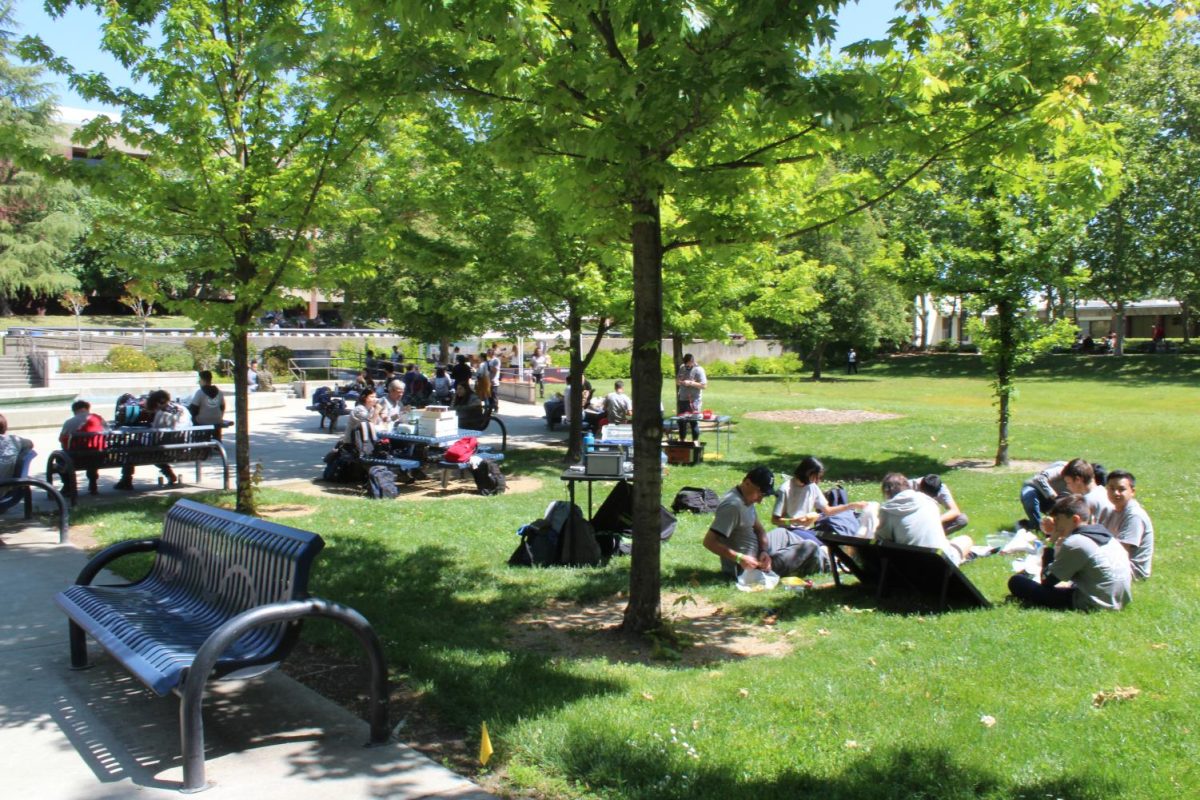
[69, 621, 90, 670]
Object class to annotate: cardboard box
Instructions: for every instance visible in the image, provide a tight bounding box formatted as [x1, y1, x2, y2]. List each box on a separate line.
[664, 440, 705, 466]
[420, 407, 457, 421]
[417, 417, 458, 438]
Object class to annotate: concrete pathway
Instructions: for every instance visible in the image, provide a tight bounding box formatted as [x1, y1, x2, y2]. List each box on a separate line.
[0, 395, 566, 798]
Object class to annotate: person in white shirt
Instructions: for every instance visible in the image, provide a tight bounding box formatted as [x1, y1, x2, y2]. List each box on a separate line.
[187, 370, 226, 440]
[378, 379, 407, 427]
[531, 347, 551, 399]
[1060, 458, 1113, 523]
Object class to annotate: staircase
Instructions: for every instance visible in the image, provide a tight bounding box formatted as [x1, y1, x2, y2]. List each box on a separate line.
[0, 355, 35, 389]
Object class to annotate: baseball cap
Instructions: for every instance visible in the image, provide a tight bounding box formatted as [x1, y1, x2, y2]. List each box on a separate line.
[746, 466, 778, 498]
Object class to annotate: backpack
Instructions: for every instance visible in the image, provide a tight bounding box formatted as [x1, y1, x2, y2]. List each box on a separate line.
[508, 520, 562, 567]
[472, 459, 507, 495]
[825, 484, 849, 507]
[508, 502, 601, 567]
[443, 436, 478, 463]
[115, 394, 151, 427]
[312, 386, 332, 409]
[322, 442, 365, 483]
[672, 486, 720, 514]
[366, 465, 399, 499]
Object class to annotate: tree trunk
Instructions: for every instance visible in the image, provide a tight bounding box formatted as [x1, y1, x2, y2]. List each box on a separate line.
[1115, 298, 1126, 356]
[994, 299, 1014, 467]
[810, 342, 825, 380]
[915, 294, 928, 350]
[439, 336, 450, 365]
[565, 306, 584, 464]
[1182, 299, 1191, 345]
[231, 326, 255, 513]
[957, 297, 967, 349]
[623, 192, 664, 635]
[671, 333, 683, 373]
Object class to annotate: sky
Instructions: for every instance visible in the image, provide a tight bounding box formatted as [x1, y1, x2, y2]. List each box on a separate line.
[13, 1, 898, 121]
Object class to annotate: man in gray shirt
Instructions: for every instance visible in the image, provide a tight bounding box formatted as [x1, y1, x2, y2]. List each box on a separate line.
[1008, 494, 1132, 610]
[675, 353, 708, 441]
[703, 466, 824, 578]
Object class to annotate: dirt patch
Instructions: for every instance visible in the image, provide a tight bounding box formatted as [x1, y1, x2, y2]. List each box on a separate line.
[257, 503, 318, 519]
[948, 457, 1044, 474]
[268, 474, 542, 500]
[744, 408, 902, 425]
[508, 592, 793, 666]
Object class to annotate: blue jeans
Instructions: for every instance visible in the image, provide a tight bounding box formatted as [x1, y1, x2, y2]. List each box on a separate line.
[1008, 574, 1074, 609]
[1020, 485, 1054, 526]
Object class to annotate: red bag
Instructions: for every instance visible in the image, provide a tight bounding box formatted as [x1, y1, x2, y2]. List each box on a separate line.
[443, 436, 478, 463]
[65, 413, 108, 451]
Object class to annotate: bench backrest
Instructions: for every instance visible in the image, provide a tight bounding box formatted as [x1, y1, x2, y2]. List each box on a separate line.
[146, 500, 325, 658]
[0, 447, 36, 512]
[64, 426, 219, 469]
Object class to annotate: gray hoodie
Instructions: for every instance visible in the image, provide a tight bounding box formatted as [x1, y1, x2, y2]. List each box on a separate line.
[877, 490, 957, 560]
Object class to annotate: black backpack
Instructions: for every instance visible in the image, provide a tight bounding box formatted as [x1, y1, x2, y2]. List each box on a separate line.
[508, 502, 601, 567]
[472, 460, 507, 495]
[825, 484, 849, 507]
[508, 520, 561, 567]
[366, 465, 399, 499]
[672, 486, 719, 514]
[322, 442, 365, 484]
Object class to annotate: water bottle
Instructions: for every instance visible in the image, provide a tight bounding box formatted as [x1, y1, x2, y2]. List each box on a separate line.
[583, 431, 595, 452]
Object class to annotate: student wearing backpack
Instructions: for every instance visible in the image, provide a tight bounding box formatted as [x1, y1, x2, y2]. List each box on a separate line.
[59, 400, 108, 495]
[771, 456, 873, 529]
[115, 390, 188, 490]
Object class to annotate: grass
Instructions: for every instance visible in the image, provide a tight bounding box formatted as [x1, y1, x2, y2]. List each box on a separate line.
[73, 352, 1200, 799]
[0, 314, 196, 331]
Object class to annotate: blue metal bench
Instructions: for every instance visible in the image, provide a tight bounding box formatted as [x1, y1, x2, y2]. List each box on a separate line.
[456, 408, 508, 453]
[56, 499, 389, 792]
[46, 426, 229, 504]
[0, 448, 70, 543]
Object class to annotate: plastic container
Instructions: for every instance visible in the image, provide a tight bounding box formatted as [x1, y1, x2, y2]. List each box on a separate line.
[583, 432, 595, 452]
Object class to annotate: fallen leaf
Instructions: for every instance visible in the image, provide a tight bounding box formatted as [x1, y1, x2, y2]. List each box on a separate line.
[844, 740, 859, 749]
[867, 657, 877, 667]
[817, 628, 831, 636]
[1092, 686, 1140, 708]
[980, 714, 996, 728]
[692, 720, 701, 731]
[1150, 643, 1168, 650]
[738, 688, 750, 698]
[641, 692, 654, 702]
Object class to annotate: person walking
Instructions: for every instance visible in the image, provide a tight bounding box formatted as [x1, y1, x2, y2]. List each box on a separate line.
[847, 348, 858, 374]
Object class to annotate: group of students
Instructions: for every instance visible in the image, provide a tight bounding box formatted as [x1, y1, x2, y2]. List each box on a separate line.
[55, 372, 226, 493]
[704, 455, 1153, 612]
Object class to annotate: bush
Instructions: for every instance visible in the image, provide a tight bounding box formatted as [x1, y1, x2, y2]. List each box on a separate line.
[145, 344, 194, 372]
[260, 345, 293, 377]
[705, 359, 736, 377]
[104, 345, 157, 372]
[184, 338, 220, 371]
[583, 349, 630, 380]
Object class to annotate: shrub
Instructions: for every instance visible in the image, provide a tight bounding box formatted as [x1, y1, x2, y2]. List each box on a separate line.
[260, 345, 293, 377]
[583, 349, 630, 380]
[741, 355, 771, 375]
[145, 344, 194, 372]
[705, 359, 736, 377]
[104, 345, 157, 372]
[184, 338, 220, 371]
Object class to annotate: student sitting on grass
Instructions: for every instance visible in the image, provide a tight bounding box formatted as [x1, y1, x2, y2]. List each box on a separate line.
[1008, 494, 1132, 611]
[1061, 458, 1112, 523]
[910, 474, 969, 534]
[877, 472, 973, 565]
[1101, 469, 1155, 580]
[771, 456, 875, 531]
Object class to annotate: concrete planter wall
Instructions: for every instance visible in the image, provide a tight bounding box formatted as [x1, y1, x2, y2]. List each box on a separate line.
[496, 380, 536, 404]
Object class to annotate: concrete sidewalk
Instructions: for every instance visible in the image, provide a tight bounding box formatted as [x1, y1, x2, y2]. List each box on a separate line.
[0, 529, 495, 798]
[0, 396, 571, 797]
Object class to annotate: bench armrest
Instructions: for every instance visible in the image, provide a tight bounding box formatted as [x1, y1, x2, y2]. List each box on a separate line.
[75, 538, 161, 586]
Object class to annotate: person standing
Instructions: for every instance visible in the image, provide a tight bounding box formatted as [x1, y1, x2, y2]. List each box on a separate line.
[847, 348, 858, 374]
[188, 370, 227, 440]
[531, 347, 550, 398]
[675, 353, 707, 441]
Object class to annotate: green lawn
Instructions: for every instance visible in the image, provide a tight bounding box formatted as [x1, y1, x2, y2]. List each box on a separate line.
[76, 354, 1200, 799]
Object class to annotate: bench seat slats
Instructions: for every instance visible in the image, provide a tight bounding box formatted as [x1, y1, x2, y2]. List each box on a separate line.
[58, 500, 323, 695]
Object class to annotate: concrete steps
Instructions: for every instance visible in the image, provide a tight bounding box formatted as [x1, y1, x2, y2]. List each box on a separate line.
[0, 355, 34, 389]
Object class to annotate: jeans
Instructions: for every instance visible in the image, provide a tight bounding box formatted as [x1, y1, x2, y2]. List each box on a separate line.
[1020, 485, 1054, 526]
[676, 400, 698, 440]
[1008, 574, 1074, 609]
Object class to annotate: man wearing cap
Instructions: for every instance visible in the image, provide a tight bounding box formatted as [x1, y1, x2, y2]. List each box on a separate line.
[703, 466, 824, 578]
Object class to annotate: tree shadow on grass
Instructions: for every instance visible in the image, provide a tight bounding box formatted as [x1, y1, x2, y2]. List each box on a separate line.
[734, 452, 951, 484]
[553, 739, 1122, 800]
[304, 538, 626, 729]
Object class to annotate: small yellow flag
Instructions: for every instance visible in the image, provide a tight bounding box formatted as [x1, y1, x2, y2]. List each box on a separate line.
[479, 721, 494, 766]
